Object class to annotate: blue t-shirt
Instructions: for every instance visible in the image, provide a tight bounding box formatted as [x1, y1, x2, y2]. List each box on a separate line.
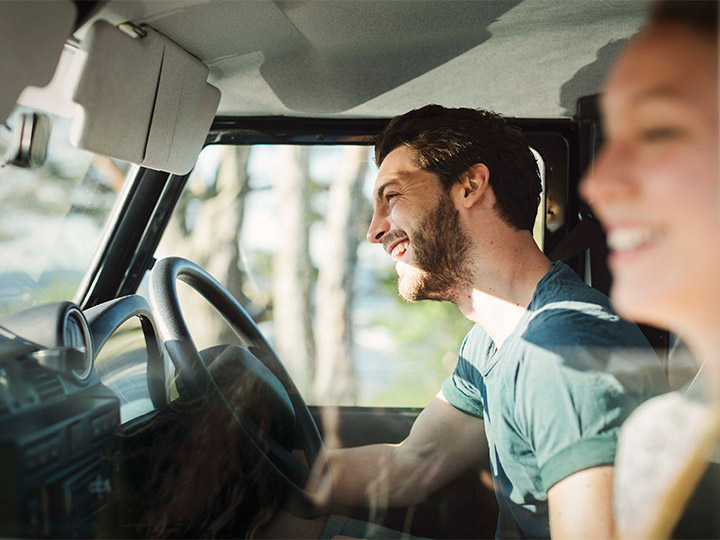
[442, 262, 668, 539]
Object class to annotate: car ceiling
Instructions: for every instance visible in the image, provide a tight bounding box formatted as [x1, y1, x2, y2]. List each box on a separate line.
[77, 0, 648, 118]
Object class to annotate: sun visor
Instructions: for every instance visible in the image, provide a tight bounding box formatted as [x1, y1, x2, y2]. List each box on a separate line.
[0, 0, 76, 123]
[69, 21, 221, 175]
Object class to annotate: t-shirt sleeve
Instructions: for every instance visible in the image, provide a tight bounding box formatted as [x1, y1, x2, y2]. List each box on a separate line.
[441, 331, 484, 418]
[515, 342, 632, 491]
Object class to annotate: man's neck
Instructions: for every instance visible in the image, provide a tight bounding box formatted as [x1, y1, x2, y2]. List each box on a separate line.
[454, 232, 552, 349]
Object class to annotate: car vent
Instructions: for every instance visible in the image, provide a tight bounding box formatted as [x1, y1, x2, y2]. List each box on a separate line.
[22, 361, 65, 402]
[64, 307, 93, 382]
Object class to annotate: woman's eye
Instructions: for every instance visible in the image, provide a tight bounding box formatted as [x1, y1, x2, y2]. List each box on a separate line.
[641, 127, 682, 143]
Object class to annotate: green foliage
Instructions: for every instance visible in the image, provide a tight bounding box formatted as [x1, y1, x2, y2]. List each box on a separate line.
[376, 294, 471, 352]
[373, 268, 472, 352]
[35, 275, 79, 305]
[365, 350, 460, 408]
[362, 268, 473, 407]
[0, 274, 80, 316]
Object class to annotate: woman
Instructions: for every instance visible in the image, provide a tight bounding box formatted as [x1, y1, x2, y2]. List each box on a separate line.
[580, 1, 720, 537]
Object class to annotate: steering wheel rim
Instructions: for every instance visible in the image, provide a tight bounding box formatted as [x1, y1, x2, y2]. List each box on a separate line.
[148, 256, 331, 518]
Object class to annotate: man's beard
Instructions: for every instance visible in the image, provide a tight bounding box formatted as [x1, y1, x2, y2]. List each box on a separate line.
[397, 194, 473, 303]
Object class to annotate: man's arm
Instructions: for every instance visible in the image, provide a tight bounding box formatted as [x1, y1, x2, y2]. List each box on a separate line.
[329, 393, 486, 508]
[547, 465, 615, 539]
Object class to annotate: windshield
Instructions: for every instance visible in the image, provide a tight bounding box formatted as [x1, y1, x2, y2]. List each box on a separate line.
[0, 106, 130, 315]
[146, 143, 546, 408]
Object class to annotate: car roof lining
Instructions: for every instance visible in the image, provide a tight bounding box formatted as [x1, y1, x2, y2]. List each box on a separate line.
[0, 1, 76, 122]
[75, 0, 649, 118]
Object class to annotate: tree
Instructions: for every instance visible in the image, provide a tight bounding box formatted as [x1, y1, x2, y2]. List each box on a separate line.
[160, 144, 368, 406]
[271, 146, 316, 393]
[313, 146, 368, 405]
[161, 146, 252, 350]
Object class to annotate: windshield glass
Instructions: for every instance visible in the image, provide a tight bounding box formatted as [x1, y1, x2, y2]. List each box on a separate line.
[0, 106, 130, 315]
[146, 143, 545, 408]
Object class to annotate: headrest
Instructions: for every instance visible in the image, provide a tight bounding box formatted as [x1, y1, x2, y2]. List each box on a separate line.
[0, 1, 76, 123]
[69, 21, 221, 175]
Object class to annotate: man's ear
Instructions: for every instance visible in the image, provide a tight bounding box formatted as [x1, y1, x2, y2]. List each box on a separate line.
[458, 163, 490, 209]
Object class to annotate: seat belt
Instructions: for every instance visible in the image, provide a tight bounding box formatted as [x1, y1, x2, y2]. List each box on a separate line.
[548, 212, 611, 295]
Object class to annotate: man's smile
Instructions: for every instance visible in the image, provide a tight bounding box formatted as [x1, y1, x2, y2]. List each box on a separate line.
[389, 240, 409, 261]
[382, 234, 410, 261]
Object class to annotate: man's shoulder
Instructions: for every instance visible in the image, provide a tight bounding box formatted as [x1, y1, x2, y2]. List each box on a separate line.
[515, 265, 663, 396]
[533, 262, 616, 318]
[460, 323, 494, 356]
[522, 263, 643, 349]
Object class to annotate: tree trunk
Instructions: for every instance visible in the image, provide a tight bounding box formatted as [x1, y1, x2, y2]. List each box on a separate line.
[162, 146, 251, 350]
[313, 146, 367, 405]
[272, 146, 315, 395]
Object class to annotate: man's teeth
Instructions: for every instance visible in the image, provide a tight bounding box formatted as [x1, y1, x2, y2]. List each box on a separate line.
[391, 241, 409, 259]
[607, 229, 660, 251]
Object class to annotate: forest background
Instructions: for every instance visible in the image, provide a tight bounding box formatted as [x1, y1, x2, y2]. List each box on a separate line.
[0, 118, 471, 409]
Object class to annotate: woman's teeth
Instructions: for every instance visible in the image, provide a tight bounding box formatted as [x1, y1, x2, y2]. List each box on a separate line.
[607, 229, 661, 252]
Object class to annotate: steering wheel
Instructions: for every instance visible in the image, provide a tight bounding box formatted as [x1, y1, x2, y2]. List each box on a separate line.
[148, 256, 331, 518]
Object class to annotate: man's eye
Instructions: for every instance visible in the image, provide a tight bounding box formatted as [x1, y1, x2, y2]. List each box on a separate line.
[385, 193, 398, 202]
[641, 127, 682, 142]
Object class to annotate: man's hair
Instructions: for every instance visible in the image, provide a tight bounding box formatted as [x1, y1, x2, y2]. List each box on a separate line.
[649, 0, 718, 36]
[375, 105, 541, 232]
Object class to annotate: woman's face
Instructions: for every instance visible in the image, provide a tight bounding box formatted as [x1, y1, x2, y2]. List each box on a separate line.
[581, 24, 719, 335]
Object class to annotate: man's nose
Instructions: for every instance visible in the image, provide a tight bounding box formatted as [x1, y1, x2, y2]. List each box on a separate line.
[367, 208, 389, 244]
[580, 143, 636, 206]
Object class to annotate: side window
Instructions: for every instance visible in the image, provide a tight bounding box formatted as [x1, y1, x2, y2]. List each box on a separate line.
[148, 144, 545, 407]
[531, 148, 546, 251]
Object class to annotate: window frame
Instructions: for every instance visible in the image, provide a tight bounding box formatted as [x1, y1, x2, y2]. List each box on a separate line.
[78, 116, 585, 311]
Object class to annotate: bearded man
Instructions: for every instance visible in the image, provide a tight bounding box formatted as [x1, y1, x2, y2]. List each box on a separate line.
[320, 105, 668, 539]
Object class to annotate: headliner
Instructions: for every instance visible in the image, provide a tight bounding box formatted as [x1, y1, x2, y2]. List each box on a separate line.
[78, 0, 649, 119]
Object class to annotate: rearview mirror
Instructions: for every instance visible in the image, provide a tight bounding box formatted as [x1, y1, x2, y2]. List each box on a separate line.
[1, 111, 51, 169]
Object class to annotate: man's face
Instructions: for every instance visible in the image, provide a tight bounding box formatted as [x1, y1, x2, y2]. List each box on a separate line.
[580, 25, 720, 330]
[368, 145, 472, 302]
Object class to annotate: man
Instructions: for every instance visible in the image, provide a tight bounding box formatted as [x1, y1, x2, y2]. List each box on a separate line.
[325, 105, 666, 539]
[580, 1, 720, 537]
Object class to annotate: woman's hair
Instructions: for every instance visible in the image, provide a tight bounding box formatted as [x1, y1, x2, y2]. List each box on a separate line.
[649, 0, 718, 36]
[110, 346, 286, 538]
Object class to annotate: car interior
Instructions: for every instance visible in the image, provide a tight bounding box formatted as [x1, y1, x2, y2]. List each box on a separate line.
[1, 0, 699, 538]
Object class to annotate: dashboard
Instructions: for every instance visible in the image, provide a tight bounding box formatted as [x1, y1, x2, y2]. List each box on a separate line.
[0, 295, 168, 537]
